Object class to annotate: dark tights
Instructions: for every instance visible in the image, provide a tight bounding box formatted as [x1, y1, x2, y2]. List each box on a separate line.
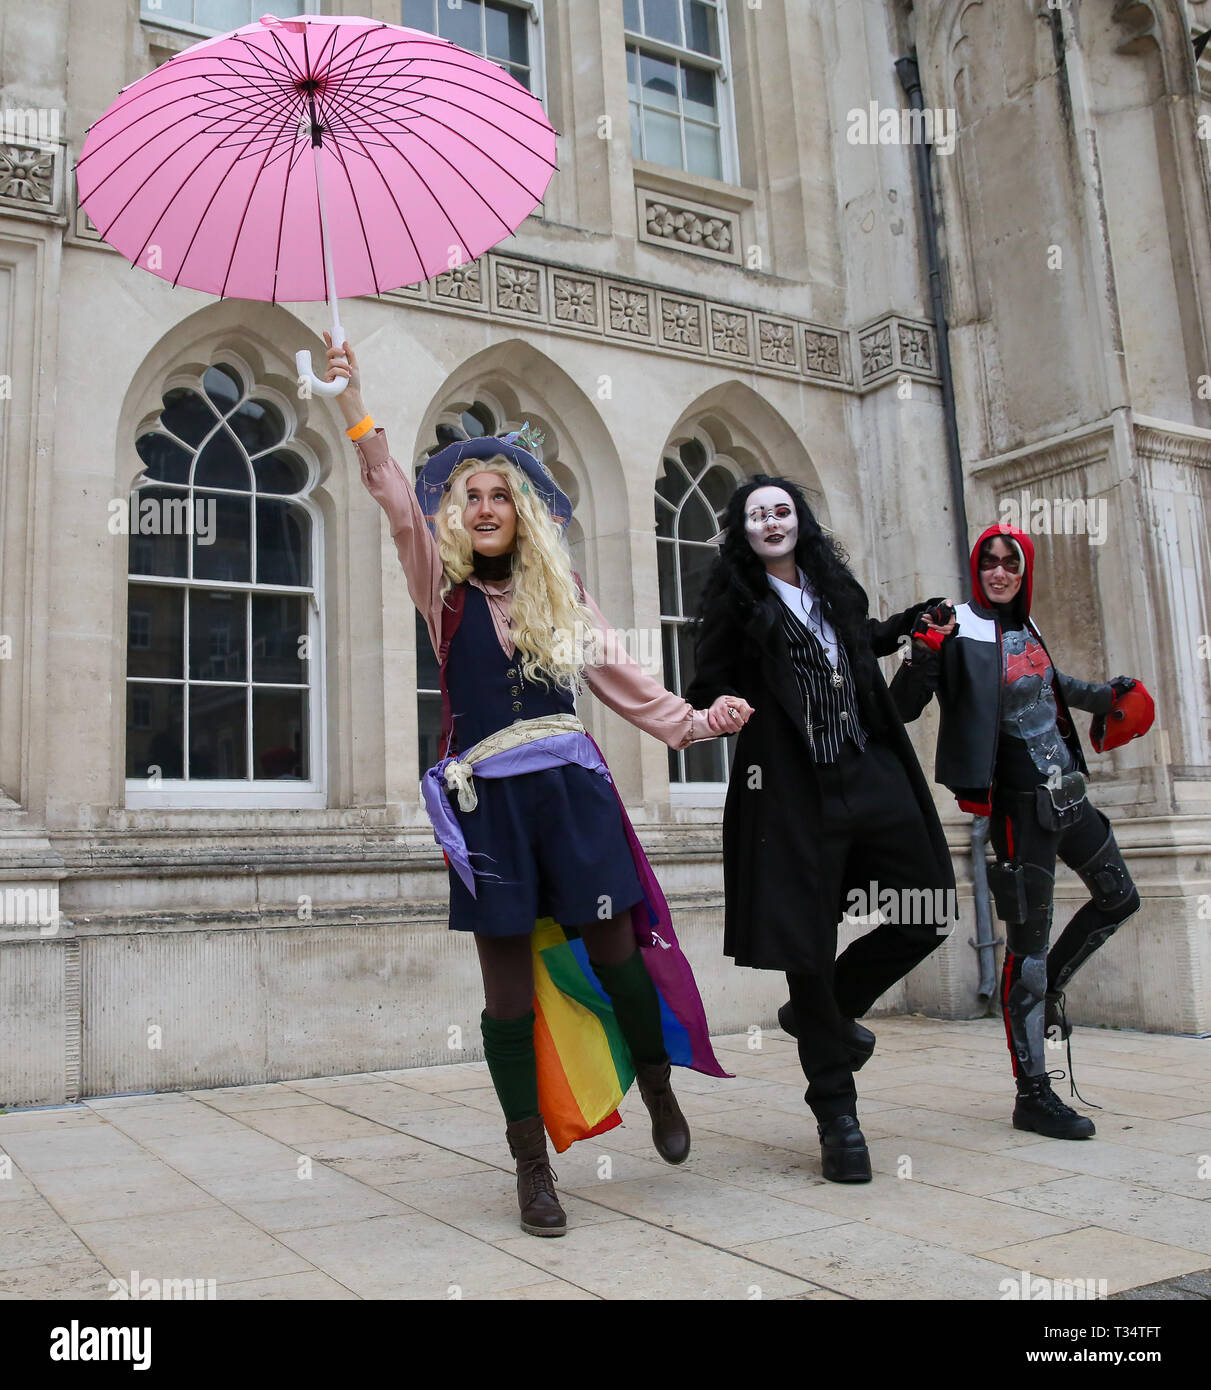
[476, 912, 639, 1019]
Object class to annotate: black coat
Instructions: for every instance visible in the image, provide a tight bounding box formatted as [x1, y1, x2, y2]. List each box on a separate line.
[685, 581, 956, 974]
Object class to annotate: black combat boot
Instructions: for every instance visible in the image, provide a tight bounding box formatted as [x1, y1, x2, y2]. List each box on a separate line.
[1012, 1074, 1095, 1140]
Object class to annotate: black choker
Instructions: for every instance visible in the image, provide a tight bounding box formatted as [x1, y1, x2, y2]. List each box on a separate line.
[472, 550, 514, 582]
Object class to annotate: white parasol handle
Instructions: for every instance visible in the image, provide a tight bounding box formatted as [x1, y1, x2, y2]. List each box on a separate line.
[296, 138, 349, 397]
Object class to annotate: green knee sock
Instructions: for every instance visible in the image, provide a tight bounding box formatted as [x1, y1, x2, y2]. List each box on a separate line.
[481, 1009, 539, 1123]
[592, 951, 668, 1067]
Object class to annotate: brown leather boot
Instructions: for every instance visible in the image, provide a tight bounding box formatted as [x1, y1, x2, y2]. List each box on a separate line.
[505, 1115, 566, 1237]
[634, 1058, 691, 1164]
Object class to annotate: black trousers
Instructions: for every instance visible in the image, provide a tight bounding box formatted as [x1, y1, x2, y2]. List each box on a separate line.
[786, 739, 950, 1121]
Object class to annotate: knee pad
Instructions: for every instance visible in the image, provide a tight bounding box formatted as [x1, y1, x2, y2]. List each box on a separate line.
[1074, 827, 1138, 918]
[1007, 952, 1048, 1012]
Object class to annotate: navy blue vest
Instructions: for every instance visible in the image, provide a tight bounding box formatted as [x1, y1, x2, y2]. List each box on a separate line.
[442, 584, 573, 752]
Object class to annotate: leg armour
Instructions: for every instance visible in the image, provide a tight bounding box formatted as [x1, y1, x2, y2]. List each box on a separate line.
[1048, 826, 1140, 996]
[1002, 949, 1049, 1079]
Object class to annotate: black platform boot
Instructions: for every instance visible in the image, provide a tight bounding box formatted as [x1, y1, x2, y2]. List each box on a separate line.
[1012, 1074, 1095, 1140]
[817, 1114, 873, 1183]
[505, 1115, 567, 1236]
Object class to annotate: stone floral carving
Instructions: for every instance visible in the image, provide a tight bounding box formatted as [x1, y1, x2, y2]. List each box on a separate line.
[553, 275, 597, 324]
[711, 310, 749, 356]
[435, 262, 482, 302]
[805, 329, 844, 376]
[608, 286, 651, 336]
[495, 262, 540, 313]
[759, 320, 796, 366]
[645, 200, 734, 253]
[899, 324, 933, 370]
[859, 325, 893, 378]
[662, 299, 702, 345]
[0, 143, 54, 203]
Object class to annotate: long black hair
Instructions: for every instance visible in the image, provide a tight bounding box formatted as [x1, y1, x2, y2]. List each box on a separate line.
[694, 475, 869, 656]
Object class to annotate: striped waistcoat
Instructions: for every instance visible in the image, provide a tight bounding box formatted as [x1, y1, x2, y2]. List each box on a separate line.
[774, 599, 867, 763]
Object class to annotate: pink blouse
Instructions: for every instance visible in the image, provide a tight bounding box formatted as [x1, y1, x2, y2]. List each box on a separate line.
[355, 427, 713, 750]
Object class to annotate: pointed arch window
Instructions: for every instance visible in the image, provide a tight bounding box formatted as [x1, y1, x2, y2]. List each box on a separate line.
[124, 362, 323, 808]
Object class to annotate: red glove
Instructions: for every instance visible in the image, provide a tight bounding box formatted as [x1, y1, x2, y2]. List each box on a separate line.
[911, 602, 956, 653]
[957, 795, 992, 816]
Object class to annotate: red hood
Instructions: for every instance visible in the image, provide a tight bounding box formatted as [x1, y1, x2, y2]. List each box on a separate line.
[969, 523, 1034, 621]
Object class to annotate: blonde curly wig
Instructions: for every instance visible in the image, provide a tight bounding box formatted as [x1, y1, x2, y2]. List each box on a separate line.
[434, 456, 596, 692]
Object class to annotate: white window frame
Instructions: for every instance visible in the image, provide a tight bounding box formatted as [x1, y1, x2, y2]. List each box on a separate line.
[625, 0, 740, 186]
[400, 0, 547, 105]
[124, 362, 326, 810]
[138, 1, 317, 41]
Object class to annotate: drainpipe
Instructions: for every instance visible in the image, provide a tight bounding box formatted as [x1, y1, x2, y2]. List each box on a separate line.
[894, 56, 998, 1003]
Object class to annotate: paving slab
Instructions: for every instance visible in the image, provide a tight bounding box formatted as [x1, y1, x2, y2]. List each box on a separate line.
[0, 1017, 1205, 1300]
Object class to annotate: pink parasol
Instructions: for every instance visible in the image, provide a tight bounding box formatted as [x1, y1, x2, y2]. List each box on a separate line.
[74, 12, 558, 395]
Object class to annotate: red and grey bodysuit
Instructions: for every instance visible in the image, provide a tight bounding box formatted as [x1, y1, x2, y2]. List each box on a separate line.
[894, 524, 1141, 1083]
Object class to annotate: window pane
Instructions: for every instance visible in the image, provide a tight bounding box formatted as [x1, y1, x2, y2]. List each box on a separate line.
[202, 364, 242, 414]
[193, 492, 251, 582]
[655, 455, 689, 512]
[417, 691, 444, 772]
[662, 621, 678, 689]
[126, 684, 184, 779]
[682, 65, 717, 122]
[401, 0, 435, 32]
[698, 465, 734, 515]
[679, 541, 717, 616]
[642, 108, 683, 168]
[683, 0, 719, 58]
[642, 0, 682, 46]
[657, 538, 678, 617]
[626, 45, 639, 90]
[505, 62, 531, 91]
[256, 499, 311, 587]
[679, 491, 716, 543]
[146, 1, 194, 26]
[160, 385, 216, 449]
[194, 427, 252, 490]
[655, 494, 675, 539]
[252, 594, 307, 684]
[228, 398, 286, 455]
[685, 120, 722, 180]
[683, 735, 723, 782]
[128, 584, 184, 679]
[485, 1, 527, 64]
[640, 52, 679, 111]
[127, 488, 188, 578]
[190, 589, 247, 682]
[439, 0, 481, 50]
[189, 685, 247, 779]
[253, 451, 307, 495]
[416, 610, 439, 691]
[253, 689, 308, 779]
[136, 433, 191, 486]
[198, 0, 251, 32]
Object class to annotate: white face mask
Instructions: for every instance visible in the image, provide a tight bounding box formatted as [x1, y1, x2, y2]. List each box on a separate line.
[744, 487, 798, 563]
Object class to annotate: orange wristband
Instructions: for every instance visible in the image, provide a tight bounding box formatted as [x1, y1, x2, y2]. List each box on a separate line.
[346, 414, 374, 441]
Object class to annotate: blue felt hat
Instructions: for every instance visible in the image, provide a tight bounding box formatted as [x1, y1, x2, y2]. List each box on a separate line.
[414, 426, 572, 534]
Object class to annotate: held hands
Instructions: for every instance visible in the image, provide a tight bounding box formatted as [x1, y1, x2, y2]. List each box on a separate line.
[705, 694, 756, 735]
[912, 599, 957, 654]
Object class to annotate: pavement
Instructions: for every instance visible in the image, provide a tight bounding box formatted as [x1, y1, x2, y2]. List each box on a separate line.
[2, 1015, 1210, 1301]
